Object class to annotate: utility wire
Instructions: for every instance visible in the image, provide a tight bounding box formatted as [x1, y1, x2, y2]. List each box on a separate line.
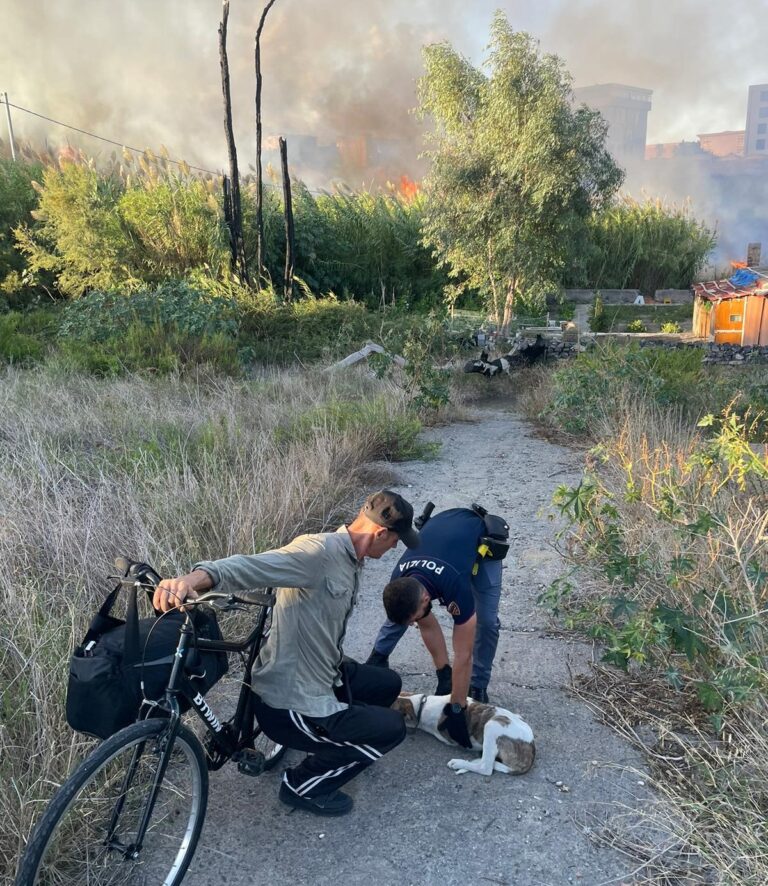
[3, 98, 222, 175]
[1, 97, 361, 197]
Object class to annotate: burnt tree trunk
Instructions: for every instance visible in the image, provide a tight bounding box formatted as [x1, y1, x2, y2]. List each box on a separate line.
[279, 136, 295, 303]
[221, 174, 237, 269]
[254, 0, 278, 290]
[219, 0, 249, 284]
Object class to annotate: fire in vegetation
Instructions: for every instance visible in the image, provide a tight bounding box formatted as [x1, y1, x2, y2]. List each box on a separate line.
[398, 174, 419, 202]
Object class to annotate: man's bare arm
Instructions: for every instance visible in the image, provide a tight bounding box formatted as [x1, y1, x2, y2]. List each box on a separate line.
[450, 615, 476, 706]
[417, 611, 450, 670]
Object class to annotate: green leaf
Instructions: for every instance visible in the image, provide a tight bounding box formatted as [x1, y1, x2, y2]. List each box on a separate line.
[609, 596, 640, 619]
[696, 682, 722, 712]
[665, 668, 683, 691]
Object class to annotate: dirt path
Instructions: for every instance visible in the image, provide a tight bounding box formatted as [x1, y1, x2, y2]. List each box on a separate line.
[186, 407, 645, 886]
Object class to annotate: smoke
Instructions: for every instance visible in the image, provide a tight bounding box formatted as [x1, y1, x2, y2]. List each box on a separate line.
[543, 0, 768, 262]
[543, 0, 763, 143]
[2, 0, 765, 256]
[0, 0, 494, 178]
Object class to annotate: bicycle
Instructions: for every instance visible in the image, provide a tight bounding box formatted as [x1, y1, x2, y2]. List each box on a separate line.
[16, 557, 286, 886]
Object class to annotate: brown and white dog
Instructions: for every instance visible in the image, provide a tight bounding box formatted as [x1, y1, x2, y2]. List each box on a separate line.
[393, 692, 535, 776]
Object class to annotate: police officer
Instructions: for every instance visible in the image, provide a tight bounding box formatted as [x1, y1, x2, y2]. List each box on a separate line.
[366, 505, 509, 748]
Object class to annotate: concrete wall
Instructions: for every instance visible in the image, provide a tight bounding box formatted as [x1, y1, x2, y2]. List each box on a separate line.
[563, 289, 642, 305]
[654, 289, 693, 304]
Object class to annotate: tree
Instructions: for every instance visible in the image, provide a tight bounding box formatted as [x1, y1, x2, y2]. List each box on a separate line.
[419, 12, 623, 332]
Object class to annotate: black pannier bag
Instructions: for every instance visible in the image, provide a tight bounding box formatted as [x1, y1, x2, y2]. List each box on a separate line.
[66, 572, 228, 740]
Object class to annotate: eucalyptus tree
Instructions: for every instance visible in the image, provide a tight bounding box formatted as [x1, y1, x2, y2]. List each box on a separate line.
[419, 12, 623, 331]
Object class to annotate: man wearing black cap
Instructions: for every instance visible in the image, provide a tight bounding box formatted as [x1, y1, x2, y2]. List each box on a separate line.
[154, 489, 419, 817]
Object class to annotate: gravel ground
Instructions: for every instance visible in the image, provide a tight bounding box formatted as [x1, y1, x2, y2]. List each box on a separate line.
[185, 407, 647, 886]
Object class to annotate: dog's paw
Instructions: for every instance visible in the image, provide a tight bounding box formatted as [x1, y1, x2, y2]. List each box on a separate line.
[448, 758, 470, 774]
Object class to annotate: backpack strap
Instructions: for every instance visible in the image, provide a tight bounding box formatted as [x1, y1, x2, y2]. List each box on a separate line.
[122, 584, 140, 668]
[82, 580, 124, 647]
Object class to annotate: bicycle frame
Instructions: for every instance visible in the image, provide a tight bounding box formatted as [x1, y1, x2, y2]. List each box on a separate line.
[113, 590, 275, 856]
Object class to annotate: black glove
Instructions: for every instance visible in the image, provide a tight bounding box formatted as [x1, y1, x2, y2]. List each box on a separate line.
[435, 664, 452, 695]
[442, 703, 472, 749]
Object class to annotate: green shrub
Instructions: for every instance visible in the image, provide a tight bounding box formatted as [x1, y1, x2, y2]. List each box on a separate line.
[661, 321, 682, 333]
[0, 308, 59, 364]
[556, 297, 576, 322]
[566, 196, 716, 291]
[625, 319, 647, 333]
[56, 282, 241, 375]
[546, 409, 768, 716]
[14, 162, 129, 297]
[14, 155, 449, 306]
[59, 281, 239, 342]
[118, 176, 227, 282]
[0, 313, 44, 364]
[57, 322, 241, 377]
[276, 397, 426, 461]
[546, 344, 705, 435]
[0, 158, 42, 292]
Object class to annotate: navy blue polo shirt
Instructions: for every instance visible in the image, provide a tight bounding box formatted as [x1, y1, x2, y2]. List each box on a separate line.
[390, 508, 485, 625]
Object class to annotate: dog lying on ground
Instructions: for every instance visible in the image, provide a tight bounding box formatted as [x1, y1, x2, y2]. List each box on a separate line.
[392, 692, 535, 776]
[463, 350, 516, 377]
[463, 338, 548, 377]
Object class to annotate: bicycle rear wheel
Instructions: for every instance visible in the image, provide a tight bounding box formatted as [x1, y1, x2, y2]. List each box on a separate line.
[16, 718, 208, 886]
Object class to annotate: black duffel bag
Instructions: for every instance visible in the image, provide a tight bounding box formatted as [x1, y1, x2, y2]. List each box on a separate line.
[66, 568, 228, 740]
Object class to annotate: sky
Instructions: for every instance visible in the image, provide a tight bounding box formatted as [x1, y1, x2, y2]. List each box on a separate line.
[1, 0, 764, 170]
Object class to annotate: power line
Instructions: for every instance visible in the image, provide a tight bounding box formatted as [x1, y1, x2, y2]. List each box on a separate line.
[1, 97, 350, 196]
[3, 98, 222, 175]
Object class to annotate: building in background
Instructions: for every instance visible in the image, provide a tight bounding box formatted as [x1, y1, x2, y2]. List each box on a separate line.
[744, 83, 768, 157]
[698, 130, 745, 158]
[573, 83, 653, 165]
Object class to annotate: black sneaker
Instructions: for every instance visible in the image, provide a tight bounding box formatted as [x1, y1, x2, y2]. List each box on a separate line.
[469, 685, 489, 703]
[279, 780, 354, 816]
[365, 649, 389, 668]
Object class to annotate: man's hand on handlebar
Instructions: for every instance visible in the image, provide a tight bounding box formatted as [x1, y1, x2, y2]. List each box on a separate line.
[153, 569, 213, 613]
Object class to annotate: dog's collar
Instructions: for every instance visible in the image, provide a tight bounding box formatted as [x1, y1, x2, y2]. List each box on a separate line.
[414, 694, 427, 727]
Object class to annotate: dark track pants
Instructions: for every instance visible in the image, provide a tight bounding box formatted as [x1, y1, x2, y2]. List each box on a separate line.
[252, 659, 405, 799]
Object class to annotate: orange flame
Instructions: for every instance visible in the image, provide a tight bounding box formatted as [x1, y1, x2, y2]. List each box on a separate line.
[399, 175, 419, 202]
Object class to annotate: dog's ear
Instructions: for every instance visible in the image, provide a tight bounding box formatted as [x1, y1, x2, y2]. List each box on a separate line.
[392, 695, 417, 723]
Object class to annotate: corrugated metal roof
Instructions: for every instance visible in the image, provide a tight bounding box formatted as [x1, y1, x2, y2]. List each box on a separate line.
[692, 279, 768, 301]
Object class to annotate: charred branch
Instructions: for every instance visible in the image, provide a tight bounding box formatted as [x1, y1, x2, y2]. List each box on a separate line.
[219, 0, 249, 284]
[279, 136, 295, 303]
[221, 174, 237, 269]
[254, 0, 278, 289]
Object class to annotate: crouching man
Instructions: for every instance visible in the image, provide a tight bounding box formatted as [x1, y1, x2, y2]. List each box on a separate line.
[154, 490, 420, 817]
[366, 506, 509, 747]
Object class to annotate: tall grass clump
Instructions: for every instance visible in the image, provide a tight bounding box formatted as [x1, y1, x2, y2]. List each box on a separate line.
[0, 364, 439, 880]
[566, 196, 716, 293]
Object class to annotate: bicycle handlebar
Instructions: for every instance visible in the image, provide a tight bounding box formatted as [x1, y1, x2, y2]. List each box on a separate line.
[111, 557, 276, 611]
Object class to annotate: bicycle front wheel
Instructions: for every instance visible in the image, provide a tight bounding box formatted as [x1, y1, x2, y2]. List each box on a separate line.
[16, 718, 208, 886]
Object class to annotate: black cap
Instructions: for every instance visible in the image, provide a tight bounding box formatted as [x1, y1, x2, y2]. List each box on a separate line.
[363, 490, 420, 549]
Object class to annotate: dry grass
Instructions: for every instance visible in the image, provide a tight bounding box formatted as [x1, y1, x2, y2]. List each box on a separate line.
[0, 363, 445, 880]
[542, 385, 768, 884]
[572, 667, 768, 884]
